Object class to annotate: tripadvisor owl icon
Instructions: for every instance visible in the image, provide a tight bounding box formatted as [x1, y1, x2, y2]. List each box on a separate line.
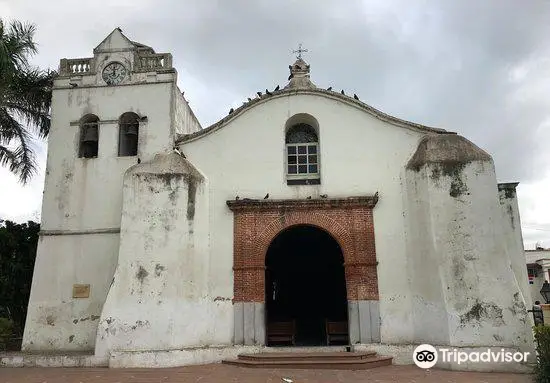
[413, 344, 438, 369]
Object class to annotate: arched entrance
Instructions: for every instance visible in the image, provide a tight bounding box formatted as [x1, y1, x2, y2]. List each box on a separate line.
[265, 225, 348, 346]
[227, 196, 381, 347]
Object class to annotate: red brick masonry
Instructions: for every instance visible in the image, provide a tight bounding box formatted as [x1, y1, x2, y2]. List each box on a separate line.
[227, 196, 379, 302]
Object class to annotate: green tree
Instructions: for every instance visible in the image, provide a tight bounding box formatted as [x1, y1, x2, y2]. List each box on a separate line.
[0, 219, 40, 335]
[0, 19, 55, 184]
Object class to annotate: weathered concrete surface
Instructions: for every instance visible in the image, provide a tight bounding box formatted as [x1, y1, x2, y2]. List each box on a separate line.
[406, 134, 492, 170]
[234, 302, 266, 346]
[0, 352, 106, 368]
[22, 233, 119, 351]
[180, 97, 434, 347]
[404, 135, 535, 360]
[497, 182, 533, 312]
[95, 152, 214, 359]
[23, 29, 200, 352]
[109, 345, 260, 368]
[349, 300, 380, 344]
[25, 28, 536, 373]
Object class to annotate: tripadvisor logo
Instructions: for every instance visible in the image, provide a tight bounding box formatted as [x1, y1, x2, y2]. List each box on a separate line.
[413, 344, 438, 369]
[413, 344, 530, 369]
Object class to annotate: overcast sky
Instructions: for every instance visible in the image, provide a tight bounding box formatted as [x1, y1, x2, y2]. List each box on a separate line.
[1, 0, 549, 248]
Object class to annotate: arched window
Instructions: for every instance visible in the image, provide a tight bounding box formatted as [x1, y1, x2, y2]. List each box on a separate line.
[285, 122, 320, 184]
[118, 112, 139, 156]
[78, 114, 99, 158]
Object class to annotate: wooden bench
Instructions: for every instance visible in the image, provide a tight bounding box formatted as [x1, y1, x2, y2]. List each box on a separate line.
[326, 320, 349, 345]
[267, 320, 295, 346]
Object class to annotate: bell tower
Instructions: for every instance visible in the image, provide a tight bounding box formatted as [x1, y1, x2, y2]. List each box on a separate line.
[22, 28, 201, 352]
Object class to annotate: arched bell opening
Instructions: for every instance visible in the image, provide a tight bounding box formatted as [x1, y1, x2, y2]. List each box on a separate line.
[78, 114, 100, 158]
[118, 112, 139, 157]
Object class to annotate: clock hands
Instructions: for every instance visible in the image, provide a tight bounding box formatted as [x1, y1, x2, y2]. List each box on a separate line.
[103, 62, 126, 85]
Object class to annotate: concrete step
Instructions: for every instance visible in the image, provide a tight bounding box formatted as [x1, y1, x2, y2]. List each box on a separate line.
[238, 351, 377, 361]
[223, 352, 393, 370]
[263, 346, 349, 353]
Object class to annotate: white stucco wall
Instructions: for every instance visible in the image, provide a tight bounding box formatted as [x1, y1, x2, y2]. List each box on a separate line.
[173, 86, 201, 135]
[177, 96, 534, 355]
[23, 33, 186, 351]
[22, 233, 119, 351]
[25, 27, 536, 363]
[23, 81, 176, 350]
[497, 185, 532, 309]
[403, 163, 450, 345]
[405, 157, 534, 353]
[41, 81, 176, 231]
[179, 93, 429, 345]
[95, 153, 213, 358]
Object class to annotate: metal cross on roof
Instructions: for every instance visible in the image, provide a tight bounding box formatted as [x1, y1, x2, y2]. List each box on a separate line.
[292, 43, 308, 59]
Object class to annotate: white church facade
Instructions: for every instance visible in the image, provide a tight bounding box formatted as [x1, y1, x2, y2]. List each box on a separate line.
[22, 29, 535, 370]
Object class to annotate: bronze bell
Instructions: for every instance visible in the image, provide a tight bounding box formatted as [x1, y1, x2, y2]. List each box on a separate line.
[82, 125, 98, 143]
[125, 124, 139, 137]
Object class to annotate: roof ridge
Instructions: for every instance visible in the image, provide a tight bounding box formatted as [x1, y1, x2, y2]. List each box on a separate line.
[177, 88, 451, 144]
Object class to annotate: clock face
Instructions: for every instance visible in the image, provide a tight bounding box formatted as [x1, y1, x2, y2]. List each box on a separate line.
[102, 62, 127, 85]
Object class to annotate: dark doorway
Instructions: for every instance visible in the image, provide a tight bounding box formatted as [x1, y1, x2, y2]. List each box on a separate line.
[265, 225, 348, 346]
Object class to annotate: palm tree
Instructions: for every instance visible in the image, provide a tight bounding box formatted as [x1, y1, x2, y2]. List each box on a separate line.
[0, 19, 55, 184]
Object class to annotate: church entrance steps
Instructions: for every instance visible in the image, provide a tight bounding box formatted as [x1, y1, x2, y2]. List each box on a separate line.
[222, 351, 393, 370]
[238, 351, 377, 361]
[0, 351, 107, 368]
[263, 345, 349, 353]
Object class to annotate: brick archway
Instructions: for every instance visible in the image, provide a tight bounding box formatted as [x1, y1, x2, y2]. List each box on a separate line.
[254, 212, 353, 261]
[227, 196, 381, 346]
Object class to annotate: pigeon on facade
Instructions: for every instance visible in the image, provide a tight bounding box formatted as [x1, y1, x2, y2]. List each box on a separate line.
[247, 97, 252, 102]
[288, 73, 294, 81]
[274, 85, 280, 91]
[327, 86, 332, 91]
[306, 196, 312, 200]
[235, 196, 240, 200]
[137, 158, 141, 164]
[289, 65, 293, 70]
[229, 108, 234, 114]
[341, 90, 345, 95]
[69, 83, 78, 88]
[320, 194, 328, 198]
[264, 193, 269, 199]
[354, 94, 359, 100]
[266, 89, 272, 96]
[257, 91, 262, 97]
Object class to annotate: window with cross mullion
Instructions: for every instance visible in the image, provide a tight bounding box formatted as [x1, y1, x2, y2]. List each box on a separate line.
[285, 123, 320, 182]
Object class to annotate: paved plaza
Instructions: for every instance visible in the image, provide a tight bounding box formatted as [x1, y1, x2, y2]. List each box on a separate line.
[0, 364, 532, 383]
